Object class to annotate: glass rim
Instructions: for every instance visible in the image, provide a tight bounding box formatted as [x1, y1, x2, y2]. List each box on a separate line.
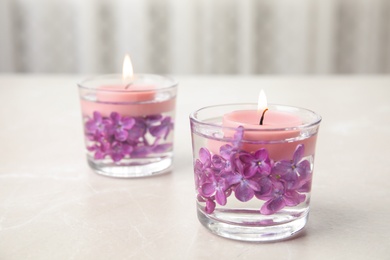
[189, 103, 322, 132]
[77, 74, 178, 93]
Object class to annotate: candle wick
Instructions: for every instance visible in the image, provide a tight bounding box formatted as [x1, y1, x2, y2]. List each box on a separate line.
[259, 108, 268, 125]
[124, 82, 132, 89]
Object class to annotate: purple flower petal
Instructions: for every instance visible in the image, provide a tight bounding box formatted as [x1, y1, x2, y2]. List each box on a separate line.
[199, 148, 211, 167]
[131, 146, 150, 158]
[226, 174, 242, 186]
[255, 177, 273, 199]
[260, 197, 286, 215]
[272, 160, 293, 176]
[220, 144, 234, 160]
[211, 155, 225, 169]
[205, 199, 216, 214]
[152, 143, 172, 153]
[110, 112, 121, 122]
[297, 159, 311, 179]
[201, 183, 215, 197]
[284, 190, 306, 206]
[234, 181, 255, 202]
[232, 126, 244, 148]
[149, 117, 173, 140]
[293, 144, 304, 164]
[254, 149, 269, 162]
[298, 180, 312, 193]
[145, 114, 163, 124]
[246, 179, 261, 192]
[115, 130, 128, 142]
[94, 150, 105, 160]
[215, 189, 227, 206]
[243, 165, 257, 178]
[127, 118, 147, 140]
[281, 171, 299, 190]
[122, 117, 135, 129]
[239, 154, 253, 164]
[111, 153, 124, 162]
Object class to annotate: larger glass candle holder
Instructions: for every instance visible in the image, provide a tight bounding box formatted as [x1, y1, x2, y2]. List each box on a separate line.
[78, 74, 177, 178]
[190, 104, 321, 241]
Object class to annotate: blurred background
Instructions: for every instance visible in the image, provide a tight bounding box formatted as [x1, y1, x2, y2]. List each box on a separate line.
[0, 0, 389, 75]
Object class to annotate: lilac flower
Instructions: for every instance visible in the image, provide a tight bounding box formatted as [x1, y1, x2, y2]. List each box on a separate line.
[272, 144, 311, 190]
[205, 198, 216, 214]
[239, 149, 272, 178]
[127, 117, 147, 142]
[220, 144, 235, 160]
[145, 114, 163, 124]
[198, 148, 212, 170]
[195, 148, 230, 206]
[152, 143, 172, 153]
[85, 111, 109, 139]
[211, 154, 227, 170]
[260, 180, 306, 215]
[149, 116, 173, 140]
[109, 141, 133, 162]
[130, 146, 151, 158]
[87, 137, 110, 159]
[194, 148, 212, 186]
[201, 176, 229, 206]
[108, 112, 135, 142]
[254, 176, 274, 199]
[197, 194, 216, 210]
[228, 157, 261, 202]
[232, 126, 244, 148]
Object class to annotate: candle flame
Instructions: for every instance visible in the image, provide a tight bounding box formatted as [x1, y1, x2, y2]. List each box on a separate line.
[122, 54, 133, 80]
[258, 89, 268, 112]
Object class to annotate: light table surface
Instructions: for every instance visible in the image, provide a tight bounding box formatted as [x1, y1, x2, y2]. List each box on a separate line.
[0, 75, 389, 259]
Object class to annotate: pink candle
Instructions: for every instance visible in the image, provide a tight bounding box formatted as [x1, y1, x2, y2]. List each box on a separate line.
[79, 55, 176, 118]
[223, 109, 302, 140]
[219, 109, 317, 160]
[79, 77, 176, 117]
[207, 92, 318, 161]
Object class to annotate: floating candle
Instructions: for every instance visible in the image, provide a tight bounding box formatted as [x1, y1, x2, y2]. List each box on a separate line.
[79, 55, 176, 117]
[208, 91, 317, 160]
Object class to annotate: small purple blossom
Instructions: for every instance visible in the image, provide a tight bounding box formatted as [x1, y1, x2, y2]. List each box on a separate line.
[109, 141, 133, 162]
[232, 126, 244, 148]
[201, 176, 228, 206]
[87, 137, 110, 159]
[127, 117, 147, 142]
[130, 146, 151, 158]
[85, 111, 109, 139]
[205, 199, 216, 214]
[259, 180, 306, 215]
[152, 143, 172, 153]
[227, 157, 261, 202]
[239, 148, 272, 178]
[272, 144, 311, 190]
[145, 114, 163, 124]
[149, 116, 173, 140]
[108, 112, 135, 141]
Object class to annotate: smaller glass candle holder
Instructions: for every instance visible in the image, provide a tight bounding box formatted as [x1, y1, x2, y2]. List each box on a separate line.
[189, 104, 321, 242]
[78, 74, 177, 178]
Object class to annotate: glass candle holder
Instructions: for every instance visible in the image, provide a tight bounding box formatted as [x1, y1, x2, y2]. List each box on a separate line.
[189, 104, 321, 241]
[78, 74, 178, 178]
